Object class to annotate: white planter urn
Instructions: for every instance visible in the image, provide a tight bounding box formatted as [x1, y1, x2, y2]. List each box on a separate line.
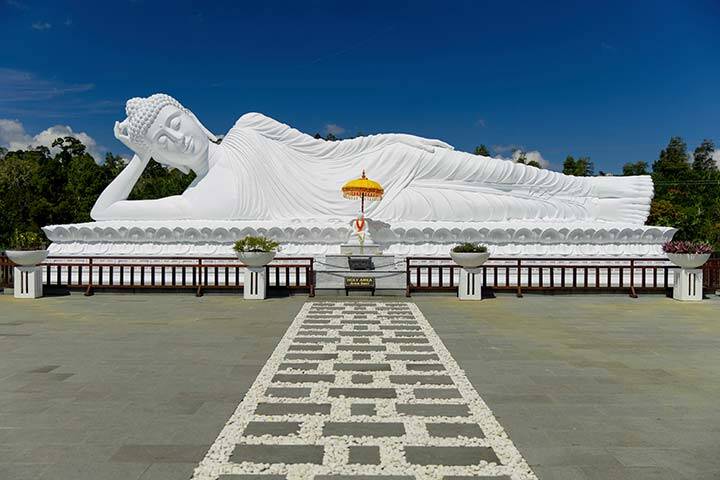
[236, 251, 276, 268]
[666, 253, 710, 301]
[5, 249, 49, 266]
[5, 249, 48, 299]
[450, 251, 490, 300]
[450, 251, 490, 269]
[666, 253, 710, 269]
[237, 251, 276, 300]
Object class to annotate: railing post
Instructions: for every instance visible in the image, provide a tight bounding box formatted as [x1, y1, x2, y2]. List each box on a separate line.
[196, 258, 204, 297]
[84, 258, 94, 296]
[516, 259, 523, 298]
[405, 257, 411, 297]
[629, 259, 638, 298]
[309, 258, 316, 297]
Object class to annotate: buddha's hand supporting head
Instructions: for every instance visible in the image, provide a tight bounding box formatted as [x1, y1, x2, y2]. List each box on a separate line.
[114, 93, 217, 174]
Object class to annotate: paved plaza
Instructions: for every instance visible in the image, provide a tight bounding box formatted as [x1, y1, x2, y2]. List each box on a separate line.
[0, 293, 718, 479]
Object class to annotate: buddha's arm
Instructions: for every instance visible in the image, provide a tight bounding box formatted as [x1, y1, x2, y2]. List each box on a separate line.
[92, 195, 191, 220]
[90, 154, 190, 220]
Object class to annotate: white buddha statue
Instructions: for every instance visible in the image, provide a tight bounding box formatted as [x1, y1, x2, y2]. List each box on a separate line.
[91, 93, 653, 225]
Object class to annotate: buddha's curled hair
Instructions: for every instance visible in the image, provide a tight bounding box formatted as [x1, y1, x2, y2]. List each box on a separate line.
[123, 93, 217, 147]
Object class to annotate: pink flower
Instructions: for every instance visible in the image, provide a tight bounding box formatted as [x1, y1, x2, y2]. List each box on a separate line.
[662, 240, 713, 254]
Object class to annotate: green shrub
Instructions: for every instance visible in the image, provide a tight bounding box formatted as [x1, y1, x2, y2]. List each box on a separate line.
[9, 231, 47, 250]
[233, 235, 279, 253]
[451, 242, 488, 253]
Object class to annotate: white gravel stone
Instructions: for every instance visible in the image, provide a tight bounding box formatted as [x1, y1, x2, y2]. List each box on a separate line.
[191, 301, 537, 480]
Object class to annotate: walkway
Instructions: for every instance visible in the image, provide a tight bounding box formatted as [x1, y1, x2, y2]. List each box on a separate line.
[192, 301, 535, 479]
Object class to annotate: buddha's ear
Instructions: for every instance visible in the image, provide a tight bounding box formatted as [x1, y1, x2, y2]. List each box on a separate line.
[176, 165, 190, 175]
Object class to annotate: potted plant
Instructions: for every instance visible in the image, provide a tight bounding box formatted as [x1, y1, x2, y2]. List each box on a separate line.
[663, 240, 713, 269]
[5, 231, 49, 267]
[233, 235, 280, 267]
[450, 242, 490, 268]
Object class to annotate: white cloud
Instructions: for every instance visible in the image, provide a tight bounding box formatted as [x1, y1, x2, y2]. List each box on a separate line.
[31, 21, 51, 30]
[0, 68, 93, 103]
[325, 123, 345, 136]
[474, 118, 486, 128]
[492, 144, 522, 154]
[492, 148, 550, 169]
[0, 118, 103, 162]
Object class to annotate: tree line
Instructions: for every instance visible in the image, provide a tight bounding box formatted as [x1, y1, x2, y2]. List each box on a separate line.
[0, 137, 194, 248]
[0, 135, 717, 249]
[472, 138, 719, 246]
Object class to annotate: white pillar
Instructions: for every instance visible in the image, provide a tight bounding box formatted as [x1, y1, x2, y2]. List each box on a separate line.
[13, 266, 43, 299]
[673, 268, 703, 301]
[458, 267, 483, 300]
[244, 267, 267, 300]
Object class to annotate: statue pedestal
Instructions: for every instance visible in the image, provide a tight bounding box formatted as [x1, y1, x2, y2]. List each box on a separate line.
[244, 267, 267, 300]
[43, 220, 676, 258]
[458, 267, 483, 301]
[340, 243, 383, 255]
[14, 266, 43, 299]
[673, 268, 703, 301]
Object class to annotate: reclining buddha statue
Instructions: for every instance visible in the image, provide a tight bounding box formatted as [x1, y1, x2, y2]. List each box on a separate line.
[91, 93, 653, 225]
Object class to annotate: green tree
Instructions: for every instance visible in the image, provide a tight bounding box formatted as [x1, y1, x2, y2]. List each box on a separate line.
[128, 159, 196, 200]
[692, 139, 717, 172]
[474, 145, 491, 156]
[622, 161, 649, 176]
[324, 133, 338, 141]
[563, 155, 593, 176]
[515, 151, 527, 165]
[563, 156, 576, 175]
[653, 136, 690, 178]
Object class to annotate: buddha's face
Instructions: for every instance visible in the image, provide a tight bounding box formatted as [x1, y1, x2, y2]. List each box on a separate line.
[144, 105, 209, 171]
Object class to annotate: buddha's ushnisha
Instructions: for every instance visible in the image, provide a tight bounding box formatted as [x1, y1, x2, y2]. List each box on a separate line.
[92, 93, 653, 224]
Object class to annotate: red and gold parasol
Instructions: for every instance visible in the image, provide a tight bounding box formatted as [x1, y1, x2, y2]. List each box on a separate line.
[341, 170, 384, 215]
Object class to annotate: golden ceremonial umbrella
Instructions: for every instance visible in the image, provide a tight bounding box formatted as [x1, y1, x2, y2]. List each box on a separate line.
[341, 170, 384, 215]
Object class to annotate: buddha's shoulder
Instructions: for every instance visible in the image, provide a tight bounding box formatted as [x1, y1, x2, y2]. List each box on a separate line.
[232, 112, 285, 131]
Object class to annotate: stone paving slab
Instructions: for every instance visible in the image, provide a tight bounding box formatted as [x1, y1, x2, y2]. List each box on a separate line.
[3, 294, 718, 479]
[192, 302, 536, 480]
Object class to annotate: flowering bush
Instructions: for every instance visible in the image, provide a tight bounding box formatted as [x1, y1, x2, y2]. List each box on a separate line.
[662, 240, 713, 254]
[452, 243, 488, 253]
[233, 235, 279, 253]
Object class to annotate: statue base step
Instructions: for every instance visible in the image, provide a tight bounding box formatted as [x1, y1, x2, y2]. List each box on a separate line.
[316, 254, 404, 294]
[339, 243, 383, 255]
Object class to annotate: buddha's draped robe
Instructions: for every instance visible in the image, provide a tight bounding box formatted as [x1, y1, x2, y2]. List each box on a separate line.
[188, 113, 653, 224]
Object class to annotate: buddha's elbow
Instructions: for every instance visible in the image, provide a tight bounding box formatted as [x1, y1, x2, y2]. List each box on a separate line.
[90, 201, 117, 221]
[90, 204, 105, 221]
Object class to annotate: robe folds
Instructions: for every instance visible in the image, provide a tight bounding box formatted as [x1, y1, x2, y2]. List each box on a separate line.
[184, 113, 653, 224]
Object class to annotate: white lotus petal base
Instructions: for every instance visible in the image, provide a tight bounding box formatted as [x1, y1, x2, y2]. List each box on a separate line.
[43, 220, 677, 258]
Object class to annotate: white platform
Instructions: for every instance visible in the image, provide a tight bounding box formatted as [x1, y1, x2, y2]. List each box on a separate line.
[43, 220, 676, 258]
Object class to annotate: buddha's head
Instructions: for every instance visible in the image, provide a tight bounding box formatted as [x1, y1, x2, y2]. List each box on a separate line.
[114, 93, 217, 174]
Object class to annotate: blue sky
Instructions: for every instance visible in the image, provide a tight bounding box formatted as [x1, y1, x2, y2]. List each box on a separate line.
[1, 0, 719, 170]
